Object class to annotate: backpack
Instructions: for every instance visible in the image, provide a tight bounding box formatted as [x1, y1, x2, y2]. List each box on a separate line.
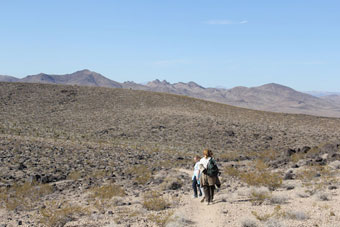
[206, 158, 219, 177]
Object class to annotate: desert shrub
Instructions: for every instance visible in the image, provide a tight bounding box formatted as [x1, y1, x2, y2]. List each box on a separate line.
[290, 152, 305, 163]
[89, 184, 126, 200]
[286, 210, 309, 220]
[148, 210, 174, 227]
[240, 169, 282, 191]
[257, 149, 279, 163]
[39, 200, 89, 227]
[329, 160, 340, 169]
[316, 192, 331, 201]
[249, 187, 271, 205]
[251, 211, 273, 222]
[88, 184, 126, 212]
[252, 206, 287, 222]
[265, 219, 285, 227]
[224, 165, 241, 178]
[297, 166, 336, 193]
[219, 151, 240, 161]
[305, 146, 321, 158]
[0, 182, 53, 211]
[241, 218, 258, 227]
[67, 170, 82, 180]
[127, 165, 152, 185]
[160, 177, 183, 191]
[296, 189, 313, 198]
[143, 191, 170, 211]
[269, 194, 289, 205]
[89, 170, 107, 179]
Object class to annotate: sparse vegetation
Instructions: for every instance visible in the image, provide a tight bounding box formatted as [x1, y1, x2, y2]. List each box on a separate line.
[241, 218, 258, 227]
[39, 200, 89, 227]
[0, 181, 53, 211]
[67, 170, 82, 180]
[148, 210, 174, 227]
[1, 82, 340, 226]
[269, 194, 289, 205]
[249, 187, 272, 205]
[127, 165, 152, 185]
[143, 191, 170, 211]
[239, 160, 283, 190]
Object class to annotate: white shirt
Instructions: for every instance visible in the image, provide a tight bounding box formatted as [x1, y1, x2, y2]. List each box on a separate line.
[199, 157, 211, 169]
[192, 162, 200, 180]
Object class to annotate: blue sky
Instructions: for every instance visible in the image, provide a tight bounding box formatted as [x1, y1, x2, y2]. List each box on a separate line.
[0, 0, 339, 91]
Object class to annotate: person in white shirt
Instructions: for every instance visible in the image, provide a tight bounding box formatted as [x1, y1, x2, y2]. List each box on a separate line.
[192, 155, 203, 198]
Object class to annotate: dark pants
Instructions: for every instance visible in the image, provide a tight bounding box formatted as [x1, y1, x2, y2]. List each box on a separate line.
[203, 185, 215, 202]
[192, 176, 202, 197]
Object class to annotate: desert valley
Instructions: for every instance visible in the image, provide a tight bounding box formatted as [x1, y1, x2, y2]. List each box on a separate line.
[1, 79, 340, 226]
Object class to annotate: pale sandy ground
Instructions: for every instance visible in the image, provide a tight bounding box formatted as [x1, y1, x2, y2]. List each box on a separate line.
[166, 168, 340, 227]
[1, 168, 340, 227]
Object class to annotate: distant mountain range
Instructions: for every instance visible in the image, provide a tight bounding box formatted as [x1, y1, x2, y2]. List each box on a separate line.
[1, 69, 340, 117]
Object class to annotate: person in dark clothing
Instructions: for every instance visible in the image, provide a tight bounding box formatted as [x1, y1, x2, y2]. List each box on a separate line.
[199, 149, 220, 205]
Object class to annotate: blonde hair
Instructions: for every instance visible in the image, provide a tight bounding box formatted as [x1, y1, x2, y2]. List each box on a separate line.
[203, 149, 213, 158]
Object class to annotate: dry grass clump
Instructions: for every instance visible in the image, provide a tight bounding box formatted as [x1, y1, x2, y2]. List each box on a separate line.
[269, 194, 289, 205]
[143, 191, 170, 211]
[249, 187, 272, 205]
[88, 184, 126, 213]
[224, 165, 241, 178]
[148, 210, 174, 227]
[67, 170, 82, 180]
[219, 151, 240, 162]
[329, 160, 340, 169]
[255, 206, 309, 221]
[89, 184, 126, 200]
[290, 152, 306, 164]
[0, 181, 53, 211]
[285, 210, 309, 220]
[39, 200, 89, 227]
[256, 149, 280, 163]
[316, 192, 331, 201]
[127, 165, 152, 185]
[265, 219, 285, 227]
[241, 218, 259, 227]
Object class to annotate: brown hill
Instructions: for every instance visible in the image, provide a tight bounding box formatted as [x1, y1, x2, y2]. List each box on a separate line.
[21, 69, 122, 88]
[0, 75, 19, 82]
[1, 82, 340, 154]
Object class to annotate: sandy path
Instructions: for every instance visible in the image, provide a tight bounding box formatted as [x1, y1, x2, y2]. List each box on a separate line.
[175, 169, 230, 227]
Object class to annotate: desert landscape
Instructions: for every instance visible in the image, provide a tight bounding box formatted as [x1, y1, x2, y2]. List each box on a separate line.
[2, 69, 340, 118]
[1, 82, 340, 226]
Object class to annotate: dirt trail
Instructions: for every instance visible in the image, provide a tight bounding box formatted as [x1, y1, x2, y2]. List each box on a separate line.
[175, 169, 231, 227]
